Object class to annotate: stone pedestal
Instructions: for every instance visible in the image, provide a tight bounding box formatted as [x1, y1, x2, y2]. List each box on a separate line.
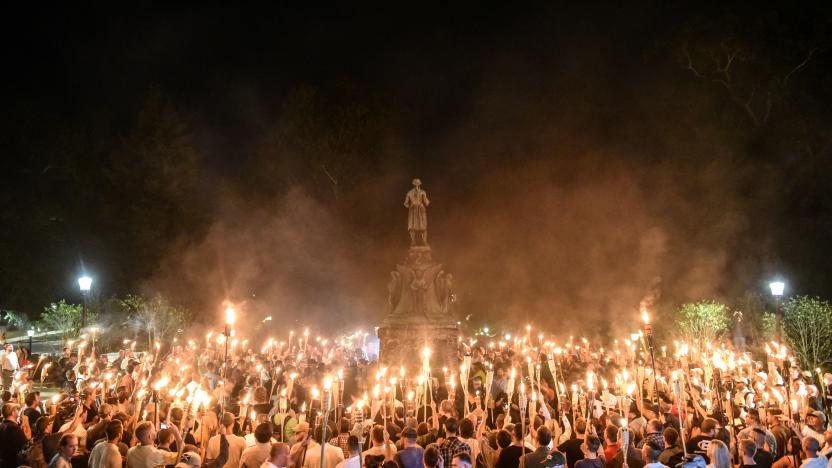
[377, 324, 459, 369]
[378, 245, 458, 369]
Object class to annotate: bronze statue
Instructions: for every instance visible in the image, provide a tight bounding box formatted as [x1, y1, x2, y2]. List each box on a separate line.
[404, 178, 429, 246]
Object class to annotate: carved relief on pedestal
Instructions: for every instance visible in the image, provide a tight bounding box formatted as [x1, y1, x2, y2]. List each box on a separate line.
[385, 246, 454, 325]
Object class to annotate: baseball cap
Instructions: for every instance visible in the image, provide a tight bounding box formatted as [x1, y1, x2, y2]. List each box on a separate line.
[543, 451, 566, 467]
[808, 410, 826, 423]
[176, 451, 202, 468]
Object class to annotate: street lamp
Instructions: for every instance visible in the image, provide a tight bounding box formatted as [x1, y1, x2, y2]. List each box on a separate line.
[770, 281, 785, 343]
[78, 276, 92, 328]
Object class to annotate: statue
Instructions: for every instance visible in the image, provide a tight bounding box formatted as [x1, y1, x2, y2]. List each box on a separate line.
[404, 178, 429, 246]
[387, 271, 401, 309]
[379, 177, 458, 368]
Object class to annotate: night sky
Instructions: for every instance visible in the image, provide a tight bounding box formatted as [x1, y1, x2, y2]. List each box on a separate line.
[3, 4, 831, 335]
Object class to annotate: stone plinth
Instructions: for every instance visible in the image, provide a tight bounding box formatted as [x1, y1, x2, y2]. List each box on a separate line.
[379, 245, 458, 368]
[378, 324, 459, 369]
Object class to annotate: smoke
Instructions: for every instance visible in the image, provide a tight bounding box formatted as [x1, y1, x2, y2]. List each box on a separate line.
[141, 7, 777, 341]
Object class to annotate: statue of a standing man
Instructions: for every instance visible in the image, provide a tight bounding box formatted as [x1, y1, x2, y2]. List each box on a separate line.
[404, 178, 429, 246]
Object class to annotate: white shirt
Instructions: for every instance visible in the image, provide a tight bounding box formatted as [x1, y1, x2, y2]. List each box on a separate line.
[799, 456, 827, 468]
[303, 441, 345, 468]
[89, 441, 123, 468]
[802, 426, 826, 445]
[335, 455, 361, 468]
[1, 349, 19, 371]
[207, 433, 247, 468]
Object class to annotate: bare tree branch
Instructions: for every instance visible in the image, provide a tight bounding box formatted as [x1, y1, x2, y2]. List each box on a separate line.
[681, 47, 704, 78]
[320, 163, 339, 202]
[784, 47, 818, 86]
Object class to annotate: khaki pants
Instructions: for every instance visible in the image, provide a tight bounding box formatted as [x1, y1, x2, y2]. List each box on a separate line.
[1, 369, 13, 389]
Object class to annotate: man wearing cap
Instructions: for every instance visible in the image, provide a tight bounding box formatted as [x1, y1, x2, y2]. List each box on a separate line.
[801, 411, 827, 446]
[176, 451, 203, 468]
[0, 403, 27, 468]
[395, 427, 425, 468]
[293, 421, 311, 445]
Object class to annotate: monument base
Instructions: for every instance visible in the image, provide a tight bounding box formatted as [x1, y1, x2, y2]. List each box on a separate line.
[378, 323, 459, 370]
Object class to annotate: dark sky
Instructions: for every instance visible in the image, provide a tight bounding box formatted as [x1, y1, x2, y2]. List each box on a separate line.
[3, 4, 831, 336]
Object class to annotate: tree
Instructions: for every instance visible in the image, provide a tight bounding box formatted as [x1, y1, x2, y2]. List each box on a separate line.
[103, 88, 209, 284]
[251, 81, 403, 207]
[734, 291, 775, 346]
[675, 300, 731, 344]
[36, 301, 90, 340]
[121, 294, 188, 349]
[781, 296, 832, 371]
[2, 310, 31, 330]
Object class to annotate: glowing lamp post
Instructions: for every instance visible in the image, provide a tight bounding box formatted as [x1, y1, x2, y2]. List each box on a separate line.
[78, 276, 92, 328]
[769, 281, 785, 343]
[642, 310, 658, 404]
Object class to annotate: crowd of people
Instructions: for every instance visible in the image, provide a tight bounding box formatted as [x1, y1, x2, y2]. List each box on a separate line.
[0, 325, 830, 468]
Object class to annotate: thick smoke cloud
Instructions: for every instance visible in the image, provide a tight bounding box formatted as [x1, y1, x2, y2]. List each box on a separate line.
[140, 6, 792, 340]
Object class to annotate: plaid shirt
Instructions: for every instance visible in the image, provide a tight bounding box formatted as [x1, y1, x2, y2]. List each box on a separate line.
[438, 436, 471, 465]
[336, 433, 351, 458]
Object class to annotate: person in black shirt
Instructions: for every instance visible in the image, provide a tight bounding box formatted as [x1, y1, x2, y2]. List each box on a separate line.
[557, 418, 587, 468]
[766, 411, 789, 461]
[685, 417, 719, 464]
[751, 429, 773, 468]
[574, 435, 604, 468]
[23, 391, 42, 425]
[0, 403, 28, 468]
[496, 423, 525, 468]
[659, 427, 685, 468]
[739, 439, 757, 468]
